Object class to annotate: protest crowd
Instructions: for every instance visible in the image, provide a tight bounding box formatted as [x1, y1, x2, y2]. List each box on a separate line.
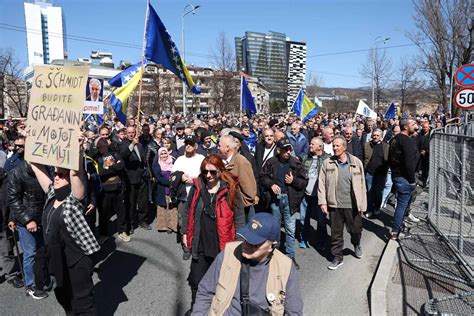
[0, 109, 450, 314]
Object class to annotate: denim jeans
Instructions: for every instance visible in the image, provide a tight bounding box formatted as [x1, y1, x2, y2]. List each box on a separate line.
[270, 194, 295, 258]
[300, 195, 327, 244]
[366, 173, 386, 212]
[17, 225, 44, 288]
[392, 177, 416, 233]
[381, 168, 393, 207]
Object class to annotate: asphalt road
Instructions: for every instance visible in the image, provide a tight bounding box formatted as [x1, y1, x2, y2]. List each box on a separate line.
[1, 210, 390, 316]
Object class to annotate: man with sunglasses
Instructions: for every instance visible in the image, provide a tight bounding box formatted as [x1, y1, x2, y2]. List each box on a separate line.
[193, 212, 303, 315]
[260, 138, 308, 270]
[4, 136, 25, 172]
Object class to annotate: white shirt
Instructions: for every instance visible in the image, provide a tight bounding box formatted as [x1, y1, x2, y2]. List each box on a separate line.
[172, 153, 205, 195]
[323, 142, 334, 156]
[262, 146, 275, 167]
[224, 153, 233, 166]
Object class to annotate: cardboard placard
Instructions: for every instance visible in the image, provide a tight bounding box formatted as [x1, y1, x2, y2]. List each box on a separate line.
[26, 65, 90, 170]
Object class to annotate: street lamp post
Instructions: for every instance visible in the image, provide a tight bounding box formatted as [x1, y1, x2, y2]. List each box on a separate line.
[182, 4, 201, 117]
[371, 36, 390, 110]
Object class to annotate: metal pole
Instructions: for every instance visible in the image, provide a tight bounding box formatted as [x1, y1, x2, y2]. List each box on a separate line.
[182, 12, 187, 117]
[136, 0, 150, 133]
[372, 47, 375, 110]
[12, 230, 25, 290]
[448, 70, 454, 117]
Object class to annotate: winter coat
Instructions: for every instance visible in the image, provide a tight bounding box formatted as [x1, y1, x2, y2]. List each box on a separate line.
[260, 156, 308, 214]
[182, 177, 245, 259]
[226, 153, 257, 208]
[7, 160, 46, 226]
[119, 139, 147, 184]
[317, 154, 367, 213]
[286, 132, 309, 159]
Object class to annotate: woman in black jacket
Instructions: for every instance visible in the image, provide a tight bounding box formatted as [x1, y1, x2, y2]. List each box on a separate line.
[31, 136, 100, 315]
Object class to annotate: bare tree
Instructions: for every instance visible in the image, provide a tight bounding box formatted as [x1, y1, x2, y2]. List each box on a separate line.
[209, 32, 239, 112]
[305, 71, 324, 98]
[360, 47, 393, 108]
[0, 48, 29, 117]
[395, 58, 425, 111]
[408, 0, 472, 115]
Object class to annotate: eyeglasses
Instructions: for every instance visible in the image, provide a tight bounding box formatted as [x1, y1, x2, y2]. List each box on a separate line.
[54, 171, 67, 179]
[202, 169, 218, 176]
[14, 144, 24, 148]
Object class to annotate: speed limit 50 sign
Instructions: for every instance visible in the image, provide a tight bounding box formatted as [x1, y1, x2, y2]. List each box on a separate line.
[454, 88, 474, 109]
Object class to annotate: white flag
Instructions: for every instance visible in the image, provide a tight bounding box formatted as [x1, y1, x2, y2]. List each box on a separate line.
[314, 97, 323, 108]
[356, 100, 377, 119]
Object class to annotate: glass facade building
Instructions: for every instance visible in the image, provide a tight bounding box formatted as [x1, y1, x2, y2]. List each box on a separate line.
[235, 31, 306, 103]
[235, 31, 289, 101]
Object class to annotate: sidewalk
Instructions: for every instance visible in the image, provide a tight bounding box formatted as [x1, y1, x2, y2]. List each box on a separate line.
[370, 189, 473, 315]
[385, 242, 472, 315]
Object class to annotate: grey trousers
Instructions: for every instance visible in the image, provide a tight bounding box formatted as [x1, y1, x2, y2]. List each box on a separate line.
[0, 229, 20, 280]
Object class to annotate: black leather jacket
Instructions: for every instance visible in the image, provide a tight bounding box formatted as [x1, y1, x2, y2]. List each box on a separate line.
[7, 161, 46, 226]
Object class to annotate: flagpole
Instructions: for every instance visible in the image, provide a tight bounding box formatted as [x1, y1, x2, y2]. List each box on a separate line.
[136, 0, 150, 132]
[239, 75, 243, 123]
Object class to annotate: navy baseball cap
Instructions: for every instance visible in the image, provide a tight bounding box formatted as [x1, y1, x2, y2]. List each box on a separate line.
[237, 213, 280, 245]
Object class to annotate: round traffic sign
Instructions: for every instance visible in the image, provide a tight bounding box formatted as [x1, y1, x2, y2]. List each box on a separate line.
[455, 64, 474, 87]
[454, 88, 474, 109]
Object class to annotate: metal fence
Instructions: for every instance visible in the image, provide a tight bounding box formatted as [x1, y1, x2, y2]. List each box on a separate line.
[427, 122, 474, 281]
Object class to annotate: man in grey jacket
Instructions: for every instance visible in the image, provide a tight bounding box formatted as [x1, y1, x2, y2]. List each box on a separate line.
[299, 137, 330, 250]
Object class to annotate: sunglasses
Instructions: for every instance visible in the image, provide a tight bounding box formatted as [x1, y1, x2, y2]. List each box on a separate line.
[54, 171, 68, 179]
[14, 144, 24, 148]
[202, 169, 218, 176]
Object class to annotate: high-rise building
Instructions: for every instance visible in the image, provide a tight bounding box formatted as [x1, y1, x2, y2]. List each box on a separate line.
[287, 41, 307, 108]
[235, 31, 306, 104]
[24, 0, 66, 65]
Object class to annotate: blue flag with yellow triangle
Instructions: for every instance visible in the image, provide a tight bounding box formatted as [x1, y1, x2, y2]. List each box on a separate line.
[292, 88, 318, 123]
[109, 63, 144, 124]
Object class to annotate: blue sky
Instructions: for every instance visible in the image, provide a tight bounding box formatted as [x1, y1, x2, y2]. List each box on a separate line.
[1, 0, 419, 88]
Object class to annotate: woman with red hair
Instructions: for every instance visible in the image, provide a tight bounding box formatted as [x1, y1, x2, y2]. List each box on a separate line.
[181, 153, 245, 309]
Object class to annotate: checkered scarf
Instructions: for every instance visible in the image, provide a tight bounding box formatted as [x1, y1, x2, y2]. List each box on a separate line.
[46, 185, 100, 255]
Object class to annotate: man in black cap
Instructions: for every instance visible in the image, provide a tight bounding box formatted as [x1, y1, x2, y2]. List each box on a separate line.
[196, 130, 217, 156]
[193, 213, 303, 315]
[260, 138, 307, 269]
[173, 122, 186, 151]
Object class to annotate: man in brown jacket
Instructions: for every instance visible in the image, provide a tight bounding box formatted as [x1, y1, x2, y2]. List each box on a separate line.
[318, 135, 367, 270]
[219, 135, 257, 220]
